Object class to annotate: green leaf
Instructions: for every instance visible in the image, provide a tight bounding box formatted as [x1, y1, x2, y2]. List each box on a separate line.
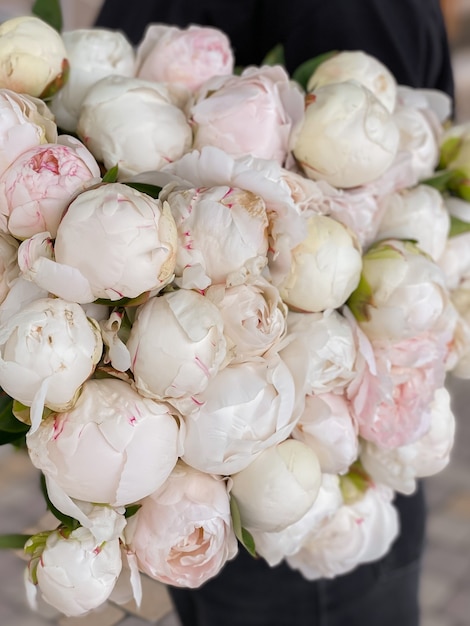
[421, 169, 457, 192]
[124, 504, 141, 519]
[93, 291, 151, 308]
[449, 215, 470, 237]
[0, 534, 31, 550]
[230, 496, 257, 558]
[292, 50, 338, 91]
[102, 165, 119, 183]
[346, 273, 374, 323]
[261, 44, 285, 67]
[124, 182, 163, 199]
[40, 473, 80, 531]
[32, 0, 63, 32]
[0, 391, 29, 445]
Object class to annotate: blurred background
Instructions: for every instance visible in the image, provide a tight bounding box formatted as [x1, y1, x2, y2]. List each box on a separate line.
[0, 1, 469, 625]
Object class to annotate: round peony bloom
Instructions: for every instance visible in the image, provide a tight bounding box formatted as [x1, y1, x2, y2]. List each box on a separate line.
[293, 81, 399, 188]
[348, 238, 449, 341]
[293, 393, 359, 475]
[190, 65, 305, 164]
[0, 135, 101, 239]
[49, 28, 136, 133]
[307, 50, 397, 113]
[286, 484, 399, 579]
[165, 185, 269, 291]
[0, 16, 68, 98]
[0, 297, 102, 430]
[0, 89, 57, 177]
[36, 182, 177, 303]
[127, 289, 227, 410]
[125, 461, 237, 588]
[278, 214, 362, 312]
[376, 185, 449, 262]
[77, 75, 192, 178]
[25, 527, 122, 617]
[250, 473, 343, 567]
[0, 231, 19, 304]
[205, 277, 287, 363]
[279, 309, 359, 400]
[136, 24, 234, 92]
[360, 387, 455, 494]
[26, 378, 182, 507]
[230, 439, 322, 533]
[182, 354, 297, 475]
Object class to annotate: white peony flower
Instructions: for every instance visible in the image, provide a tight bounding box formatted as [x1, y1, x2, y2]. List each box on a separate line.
[230, 439, 322, 532]
[182, 354, 296, 475]
[376, 185, 449, 262]
[0, 16, 68, 98]
[286, 484, 399, 579]
[126, 461, 237, 588]
[26, 378, 182, 507]
[293, 393, 359, 475]
[20, 183, 177, 303]
[278, 214, 362, 312]
[279, 309, 359, 399]
[348, 239, 449, 341]
[205, 277, 287, 363]
[127, 289, 227, 409]
[164, 184, 269, 290]
[25, 527, 122, 617]
[77, 75, 192, 178]
[250, 474, 342, 566]
[0, 297, 102, 431]
[49, 28, 135, 132]
[293, 81, 399, 188]
[307, 50, 397, 112]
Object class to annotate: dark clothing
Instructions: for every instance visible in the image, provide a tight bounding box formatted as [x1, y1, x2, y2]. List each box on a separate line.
[95, 2, 453, 624]
[96, 0, 454, 97]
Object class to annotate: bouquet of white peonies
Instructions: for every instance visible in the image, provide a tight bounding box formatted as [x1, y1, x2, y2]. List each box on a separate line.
[0, 4, 469, 618]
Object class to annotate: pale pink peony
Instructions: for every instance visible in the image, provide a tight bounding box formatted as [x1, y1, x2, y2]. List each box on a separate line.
[190, 65, 304, 164]
[0, 135, 101, 239]
[361, 387, 455, 494]
[125, 461, 237, 588]
[136, 24, 234, 92]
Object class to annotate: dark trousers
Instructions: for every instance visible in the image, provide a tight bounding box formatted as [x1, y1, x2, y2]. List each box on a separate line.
[168, 486, 425, 626]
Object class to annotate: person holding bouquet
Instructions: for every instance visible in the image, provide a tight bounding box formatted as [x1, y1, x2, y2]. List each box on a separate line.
[91, 1, 454, 625]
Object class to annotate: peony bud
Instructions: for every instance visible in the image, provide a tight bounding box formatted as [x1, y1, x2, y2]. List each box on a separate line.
[0, 16, 68, 98]
[293, 81, 399, 188]
[307, 51, 397, 113]
[230, 439, 322, 532]
[278, 214, 362, 312]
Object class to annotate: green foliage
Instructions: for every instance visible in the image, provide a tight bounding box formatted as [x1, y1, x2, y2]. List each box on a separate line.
[125, 182, 163, 199]
[230, 496, 257, 557]
[32, 0, 63, 32]
[449, 215, 470, 237]
[261, 44, 285, 67]
[0, 390, 29, 446]
[292, 50, 338, 91]
[102, 165, 119, 183]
